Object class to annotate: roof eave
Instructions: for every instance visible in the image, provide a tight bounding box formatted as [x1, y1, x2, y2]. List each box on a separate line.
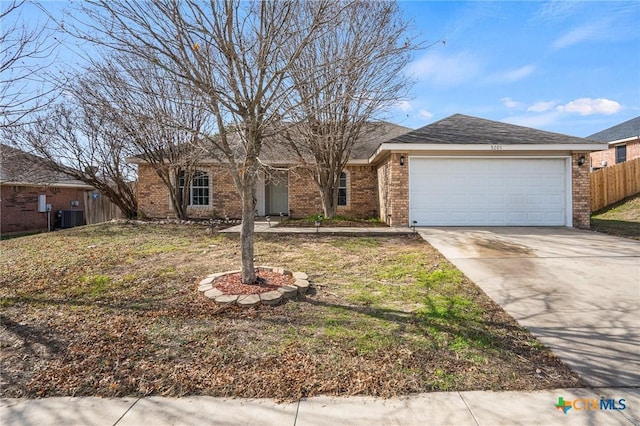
[607, 136, 640, 146]
[0, 180, 94, 188]
[369, 143, 608, 163]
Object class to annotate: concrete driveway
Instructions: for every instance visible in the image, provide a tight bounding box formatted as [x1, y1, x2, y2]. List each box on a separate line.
[418, 227, 640, 387]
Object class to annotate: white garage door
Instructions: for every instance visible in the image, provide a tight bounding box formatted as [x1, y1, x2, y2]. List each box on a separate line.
[409, 157, 569, 226]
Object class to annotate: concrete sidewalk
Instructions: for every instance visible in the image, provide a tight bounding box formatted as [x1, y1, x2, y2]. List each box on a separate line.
[2, 387, 639, 425]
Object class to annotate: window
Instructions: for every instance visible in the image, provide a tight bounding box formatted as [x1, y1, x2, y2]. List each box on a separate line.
[615, 145, 627, 164]
[337, 172, 347, 206]
[179, 171, 210, 206]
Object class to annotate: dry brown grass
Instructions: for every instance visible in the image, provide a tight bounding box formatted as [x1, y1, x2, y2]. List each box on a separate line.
[0, 221, 582, 400]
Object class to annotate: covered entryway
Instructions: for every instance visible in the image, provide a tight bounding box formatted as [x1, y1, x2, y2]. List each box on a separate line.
[409, 157, 570, 226]
[255, 170, 289, 216]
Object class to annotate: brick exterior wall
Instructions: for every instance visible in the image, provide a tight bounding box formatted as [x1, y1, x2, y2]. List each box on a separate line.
[288, 168, 322, 218]
[376, 152, 408, 226]
[572, 152, 591, 229]
[137, 164, 243, 219]
[137, 164, 172, 218]
[339, 165, 379, 218]
[137, 152, 592, 229]
[1, 184, 87, 234]
[590, 139, 640, 169]
[286, 165, 380, 219]
[138, 163, 379, 220]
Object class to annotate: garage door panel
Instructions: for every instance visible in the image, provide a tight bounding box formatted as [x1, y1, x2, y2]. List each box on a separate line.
[409, 158, 568, 226]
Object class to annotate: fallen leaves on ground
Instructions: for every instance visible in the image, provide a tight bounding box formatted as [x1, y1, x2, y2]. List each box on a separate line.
[1, 222, 582, 400]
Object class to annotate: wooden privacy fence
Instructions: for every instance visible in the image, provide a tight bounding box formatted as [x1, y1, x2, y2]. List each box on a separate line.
[590, 157, 640, 212]
[84, 190, 122, 225]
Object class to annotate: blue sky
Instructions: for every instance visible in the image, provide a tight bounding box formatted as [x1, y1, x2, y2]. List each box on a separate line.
[14, 1, 640, 138]
[392, 1, 640, 136]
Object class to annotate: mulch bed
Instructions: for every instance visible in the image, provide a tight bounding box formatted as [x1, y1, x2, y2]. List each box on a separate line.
[214, 271, 295, 295]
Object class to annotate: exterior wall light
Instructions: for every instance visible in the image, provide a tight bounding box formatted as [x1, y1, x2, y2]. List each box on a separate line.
[578, 155, 586, 167]
[399, 155, 405, 166]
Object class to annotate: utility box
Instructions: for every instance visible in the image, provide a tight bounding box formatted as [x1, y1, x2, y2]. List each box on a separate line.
[38, 194, 47, 213]
[59, 210, 84, 228]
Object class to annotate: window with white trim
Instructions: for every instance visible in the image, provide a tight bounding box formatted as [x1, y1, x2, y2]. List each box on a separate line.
[337, 171, 347, 206]
[179, 171, 210, 206]
[615, 145, 627, 164]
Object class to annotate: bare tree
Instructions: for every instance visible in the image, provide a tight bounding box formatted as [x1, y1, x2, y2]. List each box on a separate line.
[284, 1, 417, 218]
[77, 53, 211, 220]
[14, 102, 139, 218]
[71, 0, 336, 283]
[1, 0, 59, 128]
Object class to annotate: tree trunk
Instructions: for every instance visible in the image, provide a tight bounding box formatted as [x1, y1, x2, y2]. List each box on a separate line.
[318, 169, 339, 219]
[240, 176, 257, 284]
[320, 186, 337, 219]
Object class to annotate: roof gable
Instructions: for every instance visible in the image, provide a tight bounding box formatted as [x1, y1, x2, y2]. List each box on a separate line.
[587, 116, 640, 143]
[385, 114, 599, 145]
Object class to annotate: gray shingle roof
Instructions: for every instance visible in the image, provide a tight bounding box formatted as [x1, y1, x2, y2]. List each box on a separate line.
[587, 116, 640, 142]
[128, 121, 412, 165]
[0, 144, 90, 186]
[386, 114, 599, 145]
[348, 122, 413, 159]
[258, 121, 412, 162]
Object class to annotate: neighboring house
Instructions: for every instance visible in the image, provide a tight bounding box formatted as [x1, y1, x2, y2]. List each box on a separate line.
[0, 144, 92, 235]
[588, 116, 640, 169]
[132, 114, 606, 229]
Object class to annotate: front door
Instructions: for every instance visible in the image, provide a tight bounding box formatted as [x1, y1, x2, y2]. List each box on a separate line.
[266, 171, 288, 215]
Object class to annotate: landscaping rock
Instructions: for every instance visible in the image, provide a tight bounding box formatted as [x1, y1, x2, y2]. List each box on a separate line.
[214, 294, 238, 305]
[237, 294, 261, 307]
[199, 276, 215, 286]
[260, 291, 283, 305]
[293, 271, 308, 280]
[294, 279, 309, 294]
[207, 272, 226, 279]
[204, 288, 224, 299]
[198, 283, 213, 292]
[278, 285, 298, 299]
[198, 268, 309, 308]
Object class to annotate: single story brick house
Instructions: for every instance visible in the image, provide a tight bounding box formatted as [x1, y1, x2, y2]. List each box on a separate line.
[0, 144, 92, 235]
[588, 116, 640, 170]
[132, 114, 606, 228]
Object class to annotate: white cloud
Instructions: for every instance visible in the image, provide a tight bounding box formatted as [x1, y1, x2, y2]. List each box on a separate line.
[552, 19, 613, 50]
[533, 1, 583, 23]
[528, 101, 557, 113]
[502, 65, 536, 83]
[555, 98, 622, 115]
[419, 109, 433, 119]
[408, 51, 483, 88]
[500, 97, 521, 109]
[394, 100, 413, 112]
[486, 65, 536, 85]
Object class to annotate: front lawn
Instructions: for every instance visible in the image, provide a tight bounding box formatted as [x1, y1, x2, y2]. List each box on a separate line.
[591, 194, 640, 240]
[0, 222, 581, 399]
